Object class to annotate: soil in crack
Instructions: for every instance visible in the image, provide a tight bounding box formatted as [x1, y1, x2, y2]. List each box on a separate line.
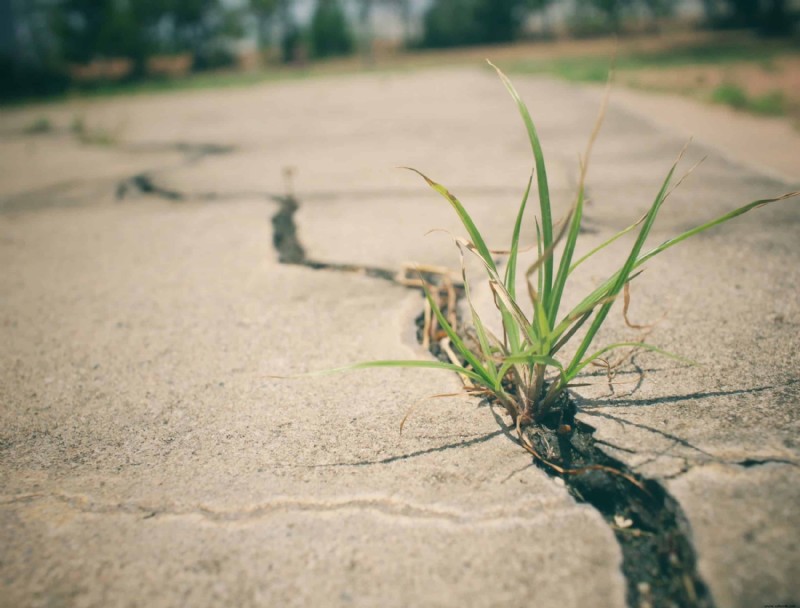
[529, 401, 715, 608]
[267, 190, 716, 608]
[416, 311, 715, 608]
[271, 195, 400, 281]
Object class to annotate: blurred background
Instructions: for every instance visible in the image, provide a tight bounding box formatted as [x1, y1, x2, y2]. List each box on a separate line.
[1, 0, 799, 122]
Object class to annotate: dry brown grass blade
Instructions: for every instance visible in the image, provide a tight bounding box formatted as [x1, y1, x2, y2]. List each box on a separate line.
[422, 297, 432, 350]
[525, 210, 575, 279]
[395, 261, 462, 288]
[590, 356, 618, 393]
[439, 337, 473, 388]
[622, 282, 655, 330]
[577, 60, 613, 191]
[664, 148, 705, 202]
[491, 241, 538, 255]
[445, 278, 457, 329]
[430, 290, 442, 340]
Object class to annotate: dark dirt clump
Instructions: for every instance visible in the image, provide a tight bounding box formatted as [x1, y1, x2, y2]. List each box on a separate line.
[527, 399, 714, 608]
[415, 307, 715, 608]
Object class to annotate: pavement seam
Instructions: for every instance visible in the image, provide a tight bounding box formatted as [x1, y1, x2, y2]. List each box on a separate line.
[113, 169, 718, 607]
[0, 492, 570, 527]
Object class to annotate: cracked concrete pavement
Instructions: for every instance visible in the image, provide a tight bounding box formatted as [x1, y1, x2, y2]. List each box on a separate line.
[1, 68, 799, 607]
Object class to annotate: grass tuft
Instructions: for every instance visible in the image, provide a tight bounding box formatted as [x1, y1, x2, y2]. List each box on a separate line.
[309, 64, 799, 456]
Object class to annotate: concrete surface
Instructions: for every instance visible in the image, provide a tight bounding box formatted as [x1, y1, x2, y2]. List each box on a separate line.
[1, 68, 799, 608]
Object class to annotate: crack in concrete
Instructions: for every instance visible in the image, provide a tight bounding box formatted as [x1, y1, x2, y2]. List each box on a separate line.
[107, 165, 731, 608]
[270, 429, 505, 469]
[115, 174, 405, 282]
[519, 412, 716, 608]
[579, 381, 796, 409]
[270, 194, 398, 281]
[0, 140, 235, 213]
[260, 186, 719, 608]
[583, 410, 718, 458]
[734, 457, 799, 468]
[0, 491, 559, 527]
[581, 411, 800, 471]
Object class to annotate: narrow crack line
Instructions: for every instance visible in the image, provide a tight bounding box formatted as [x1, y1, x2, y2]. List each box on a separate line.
[582, 410, 717, 458]
[116, 173, 277, 203]
[662, 461, 693, 481]
[580, 382, 792, 408]
[581, 412, 800, 469]
[593, 439, 637, 454]
[0, 491, 559, 527]
[626, 442, 695, 472]
[261, 171, 718, 607]
[294, 185, 538, 201]
[269, 193, 428, 285]
[270, 429, 505, 468]
[119, 142, 235, 160]
[0, 140, 236, 212]
[522, 415, 716, 608]
[117, 174, 414, 284]
[117, 174, 186, 201]
[734, 457, 800, 468]
[499, 462, 536, 484]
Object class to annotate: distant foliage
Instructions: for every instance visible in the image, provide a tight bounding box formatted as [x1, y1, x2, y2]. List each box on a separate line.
[702, 0, 797, 35]
[422, 0, 480, 48]
[310, 0, 354, 59]
[421, 0, 545, 48]
[49, 0, 242, 76]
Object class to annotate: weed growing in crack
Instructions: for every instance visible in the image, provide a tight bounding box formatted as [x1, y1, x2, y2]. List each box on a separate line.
[316, 62, 799, 470]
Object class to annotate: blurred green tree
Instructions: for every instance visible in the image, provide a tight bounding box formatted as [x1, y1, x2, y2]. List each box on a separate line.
[249, 0, 279, 50]
[422, 0, 479, 48]
[421, 0, 553, 48]
[51, 0, 243, 73]
[699, 0, 795, 34]
[310, 0, 354, 58]
[574, 0, 633, 32]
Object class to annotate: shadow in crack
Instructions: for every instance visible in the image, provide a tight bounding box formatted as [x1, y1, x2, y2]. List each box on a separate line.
[578, 381, 794, 409]
[273, 429, 505, 469]
[581, 410, 717, 457]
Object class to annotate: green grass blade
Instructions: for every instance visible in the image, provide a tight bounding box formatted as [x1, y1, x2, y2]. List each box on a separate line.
[505, 171, 534, 300]
[535, 218, 543, 296]
[560, 190, 800, 340]
[566, 342, 694, 382]
[404, 167, 496, 272]
[569, 211, 647, 274]
[489, 279, 538, 345]
[457, 239, 524, 353]
[315, 360, 486, 384]
[635, 191, 800, 268]
[550, 64, 609, 324]
[456, 246, 497, 384]
[565, 152, 681, 377]
[551, 311, 591, 355]
[489, 61, 554, 307]
[496, 353, 562, 392]
[532, 291, 551, 349]
[549, 188, 585, 324]
[421, 279, 496, 386]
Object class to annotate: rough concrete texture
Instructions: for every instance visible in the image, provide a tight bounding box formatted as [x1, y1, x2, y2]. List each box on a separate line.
[0, 198, 623, 608]
[1, 68, 798, 608]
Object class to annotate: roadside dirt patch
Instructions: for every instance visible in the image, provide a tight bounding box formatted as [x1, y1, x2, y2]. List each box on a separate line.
[619, 56, 800, 121]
